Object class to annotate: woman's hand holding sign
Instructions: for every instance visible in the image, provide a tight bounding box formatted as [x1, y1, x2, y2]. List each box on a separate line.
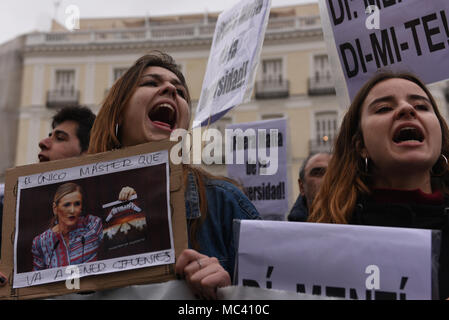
[175, 249, 231, 300]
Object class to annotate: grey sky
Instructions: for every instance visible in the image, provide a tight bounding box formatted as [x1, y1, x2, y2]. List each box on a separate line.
[0, 0, 317, 44]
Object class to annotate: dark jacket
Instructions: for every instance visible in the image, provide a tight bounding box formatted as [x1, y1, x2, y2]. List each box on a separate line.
[349, 189, 449, 300]
[287, 195, 308, 222]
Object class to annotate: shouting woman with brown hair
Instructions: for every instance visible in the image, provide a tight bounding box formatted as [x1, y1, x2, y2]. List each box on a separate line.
[308, 71, 449, 299]
[88, 51, 260, 299]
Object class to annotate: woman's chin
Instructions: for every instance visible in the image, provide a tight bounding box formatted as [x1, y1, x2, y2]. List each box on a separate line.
[61, 219, 78, 230]
[143, 132, 172, 143]
[388, 158, 436, 173]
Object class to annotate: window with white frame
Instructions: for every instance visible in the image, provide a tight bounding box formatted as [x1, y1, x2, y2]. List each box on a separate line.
[47, 69, 78, 108]
[313, 54, 332, 83]
[315, 111, 338, 146]
[262, 58, 283, 83]
[113, 67, 128, 83]
[256, 58, 289, 99]
[55, 70, 75, 93]
[309, 54, 335, 95]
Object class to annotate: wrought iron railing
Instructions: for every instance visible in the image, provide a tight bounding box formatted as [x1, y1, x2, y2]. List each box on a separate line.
[46, 89, 80, 108]
[25, 15, 321, 46]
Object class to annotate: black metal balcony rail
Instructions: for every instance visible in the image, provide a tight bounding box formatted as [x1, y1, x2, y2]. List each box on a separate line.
[46, 89, 80, 108]
[309, 137, 334, 154]
[25, 15, 321, 46]
[255, 79, 289, 99]
[308, 77, 336, 96]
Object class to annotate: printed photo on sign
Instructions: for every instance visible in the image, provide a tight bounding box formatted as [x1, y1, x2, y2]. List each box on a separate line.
[13, 153, 173, 288]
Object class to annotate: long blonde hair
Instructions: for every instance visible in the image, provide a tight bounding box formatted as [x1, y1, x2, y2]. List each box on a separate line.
[308, 71, 449, 224]
[51, 182, 84, 226]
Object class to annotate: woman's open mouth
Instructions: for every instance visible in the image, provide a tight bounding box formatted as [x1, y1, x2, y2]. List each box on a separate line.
[148, 103, 177, 131]
[393, 126, 424, 144]
[38, 153, 49, 162]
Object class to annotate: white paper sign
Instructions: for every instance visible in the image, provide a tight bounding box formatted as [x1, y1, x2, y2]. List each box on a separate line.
[236, 220, 437, 300]
[14, 150, 174, 288]
[321, 0, 449, 100]
[226, 118, 288, 220]
[193, 0, 271, 127]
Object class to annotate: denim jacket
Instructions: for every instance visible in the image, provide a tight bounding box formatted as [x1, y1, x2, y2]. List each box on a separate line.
[184, 172, 261, 279]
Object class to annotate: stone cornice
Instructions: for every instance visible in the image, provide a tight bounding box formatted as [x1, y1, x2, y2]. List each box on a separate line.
[23, 28, 323, 55]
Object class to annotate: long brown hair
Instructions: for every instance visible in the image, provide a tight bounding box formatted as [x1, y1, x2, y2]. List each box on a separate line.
[308, 71, 449, 224]
[88, 51, 191, 153]
[88, 51, 239, 250]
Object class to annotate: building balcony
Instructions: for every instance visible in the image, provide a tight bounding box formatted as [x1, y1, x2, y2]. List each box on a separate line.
[309, 138, 333, 154]
[308, 77, 336, 96]
[24, 15, 321, 48]
[46, 89, 80, 108]
[255, 79, 289, 99]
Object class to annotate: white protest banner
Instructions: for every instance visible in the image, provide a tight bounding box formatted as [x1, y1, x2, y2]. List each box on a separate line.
[319, 0, 449, 100]
[236, 220, 438, 300]
[226, 118, 288, 220]
[13, 150, 174, 288]
[193, 0, 271, 127]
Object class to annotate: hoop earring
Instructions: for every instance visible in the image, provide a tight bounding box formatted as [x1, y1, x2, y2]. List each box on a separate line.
[431, 154, 448, 176]
[364, 157, 369, 173]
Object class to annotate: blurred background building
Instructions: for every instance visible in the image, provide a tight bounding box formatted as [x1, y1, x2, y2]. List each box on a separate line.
[3, 2, 449, 217]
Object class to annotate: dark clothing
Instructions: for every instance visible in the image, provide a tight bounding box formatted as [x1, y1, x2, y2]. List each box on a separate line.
[287, 195, 308, 222]
[349, 188, 449, 300]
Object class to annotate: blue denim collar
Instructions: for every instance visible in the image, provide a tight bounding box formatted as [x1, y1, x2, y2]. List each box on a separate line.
[184, 171, 201, 219]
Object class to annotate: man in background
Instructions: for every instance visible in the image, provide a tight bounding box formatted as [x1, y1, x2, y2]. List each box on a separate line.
[287, 152, 331, 222]
[38, 105, 96, 162]
[0, 105, 95, 286]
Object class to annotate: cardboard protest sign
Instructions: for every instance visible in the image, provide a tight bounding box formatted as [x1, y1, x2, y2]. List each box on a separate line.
[319, 0, 449, 100]
[193, 0, 271, 127]
[0, 140, 187, 299]
[235, 220, 439, 300]
[226, 118, 288, 220]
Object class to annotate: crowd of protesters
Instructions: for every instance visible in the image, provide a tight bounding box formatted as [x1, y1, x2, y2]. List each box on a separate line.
[1, 50, 448, 300]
